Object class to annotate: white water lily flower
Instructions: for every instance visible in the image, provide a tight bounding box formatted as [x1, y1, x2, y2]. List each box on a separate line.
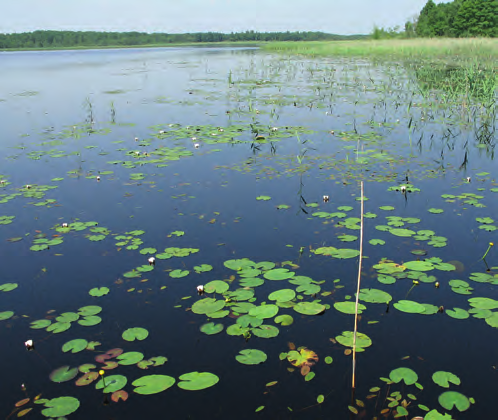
[466, 177, 471, 182]
[159, 130, 165, 134]
[96, 176, 101, 181]
[148, 257, 155, 265]
[25, 340, 34, 350]
[197, 285, 204, 294]
[62, 223, 68, 228]
[25, 185, 31, 189]
[323, 195, 329, 202]
[400, 185, 407, 193]
[194, 143, 200, 149]
[134, 137, 139, 141]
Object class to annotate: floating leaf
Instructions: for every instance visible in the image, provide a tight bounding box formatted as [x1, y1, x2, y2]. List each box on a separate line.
[252, 324, 279, 338]
[41, 396, 80, 418]
[264, 268, 295, 280]
[393, 300, 426, 314]
[177, 372, 219, 390]
[438, 391, 470, 412]
[200, 322, 224, 335]
[117, 352, 144, 365]
[432, 371, 461, 388]
[204, 280, 229, 294]
[62, 339, 88, 354]
[95, 375, 127, 393]
[249, 304, 279, 319]
[268, 289, 296, 302]
[49, 366, 79, 383]
[89, 287, 109, 297]
[133, 375, 175, 394]
[236, 349, 267, 365]
[335, 331, 372, 351]
[334, 301, 366, 314]
[275, 314, 294, 326]
[0, 283, 18, 292]
[78, 315, 102, 326]
[122, 327, 149, 341]
[111, 390, 129, 402]
[389, 367, 418, 385]
[191, 298, 226, 315]
[75, 372, 99, 386]
[293, 302, 325, 315]
[358, 289, 392, 304]
[446, 308, 469, 320]
[169, 269, 189, 278]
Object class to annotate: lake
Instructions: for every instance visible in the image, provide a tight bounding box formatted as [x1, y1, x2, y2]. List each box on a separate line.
[0, 45, 497, 419]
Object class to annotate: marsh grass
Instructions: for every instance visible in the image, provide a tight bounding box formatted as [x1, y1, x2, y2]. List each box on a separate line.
[264, 38, 498, 62]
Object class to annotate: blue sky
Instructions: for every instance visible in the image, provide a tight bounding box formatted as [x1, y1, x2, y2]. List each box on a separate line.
[2, 0, 447, 35]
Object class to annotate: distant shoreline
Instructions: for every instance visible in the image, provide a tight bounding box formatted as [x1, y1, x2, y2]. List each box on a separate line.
[0, 41, 264, 52]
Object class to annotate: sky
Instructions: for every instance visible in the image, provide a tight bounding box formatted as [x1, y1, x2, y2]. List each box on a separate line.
[1, 0, 448, 35]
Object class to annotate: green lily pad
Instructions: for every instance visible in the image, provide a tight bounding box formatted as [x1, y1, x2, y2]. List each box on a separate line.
[239, 277, 265, 287]
[78, 305, 102, 316]
[264, 268, 295, 280]
[485, 313, 498, 328]
[62, 339, 88, 354]
[403, 261, 434, 271]
[78, 315, 102, 326]
[95, 374, 127, 393]
[369, 239, 385, 245]
[393, 300, 426, 314]
[335, 331, 372, 352]
[268, 289, 296, 302]
[41, 396, 80, 418]
[330, 248, 361, 259]
[177, 372, 219, 390]
[432, 371, 461, 388]
[122, 327, 149, 341]
[133, 375, 176, 395]
[390, 228, 416, 237]
[46, 321, 71, 333]
[0, 283, 18, 292]
[293, 302, 325, 315]
[379, 206, 395, 211]
[389, 367, 418, 385]
[204, 280, 229, 294]
[200, 322, 224, 335]
[358, 289, 392, 304]
[252, 324, 279, 338]
[438, 391, 470, 412]
[429, 208, 444, 214]
[0, 311, 14, 320]
[89, 287, 110, 297]
[249, 304, 279, 319]
[30, 319, 52, 329]
[236, 349, 267, 365]
[468, 297, 498, 309]
[191, 298, 226, 315]
[50, 366, 79, 383]
[256, 196, 271, 201]
[56, 312, 79, 322]
[117, 352, 144, 365]
[334, 301, 366, 314]
[194, 264, 213, 273]
[274, 314, 294, 326]
[446, 308, 469, 319]
[169, 269, 189, 278]
[224, 258, 255, 271]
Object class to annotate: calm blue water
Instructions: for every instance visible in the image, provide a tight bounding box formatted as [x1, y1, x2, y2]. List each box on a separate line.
[0, 46, 497, 419]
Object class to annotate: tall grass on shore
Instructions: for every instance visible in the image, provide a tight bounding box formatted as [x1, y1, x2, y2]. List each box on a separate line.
[263, 38, 498, 61]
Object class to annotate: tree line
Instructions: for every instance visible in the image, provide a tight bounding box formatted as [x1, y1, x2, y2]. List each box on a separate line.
[0, 30, 368, 49]
[373, 0, 497, 39]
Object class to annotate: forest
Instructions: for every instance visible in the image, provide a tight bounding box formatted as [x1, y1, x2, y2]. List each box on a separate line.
[377, 0, 498, 39]
[0, 30, 366, 49]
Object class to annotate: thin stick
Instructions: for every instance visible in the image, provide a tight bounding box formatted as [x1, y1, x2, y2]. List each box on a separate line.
[352, 181, 364, 389]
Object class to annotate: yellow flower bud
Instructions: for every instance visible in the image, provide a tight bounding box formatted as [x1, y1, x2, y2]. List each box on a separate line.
[99, 370, 105, 376]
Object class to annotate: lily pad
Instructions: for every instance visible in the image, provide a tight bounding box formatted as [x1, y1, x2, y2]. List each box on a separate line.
[390, 367, 418, 385]
[249, 304, 279, 319]
[274, 314, 294, 326]
[293, 302, 325, 315]
[438, 391, 470, 412]
[334, 302, 366, 314]
[41, 396, 80, 418]
[117, 352, 144, 365]
[268, 289, 296, 302]
[204, 280, 229, 294]
[133, 375, 176, 395]
[335, 331, 372, 352]
[89, 287, 110, 297]
[433, 371, 461, 388]
[393, 300, 426, 314]
[169, 269, 189, 278]
[0, 283, 18, 292]
[264, 269, 295, 280]
[191, 298, 226, 315]
[0, 311, 14, 320]
[252, 324, 279, 338]
[177, 371, 219, 390]
[62, 339, 88, 354]
[236, 349, 267, 365]
[200, 322, 224, 335]
[358, 289, 392, 304]
[122, 327, 149, 341]
[50, 366, 79, 383]
[95, 374, 127, 393]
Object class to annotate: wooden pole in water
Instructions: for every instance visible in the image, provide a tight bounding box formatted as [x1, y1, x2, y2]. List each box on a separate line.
[352, 181, 364, 390]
